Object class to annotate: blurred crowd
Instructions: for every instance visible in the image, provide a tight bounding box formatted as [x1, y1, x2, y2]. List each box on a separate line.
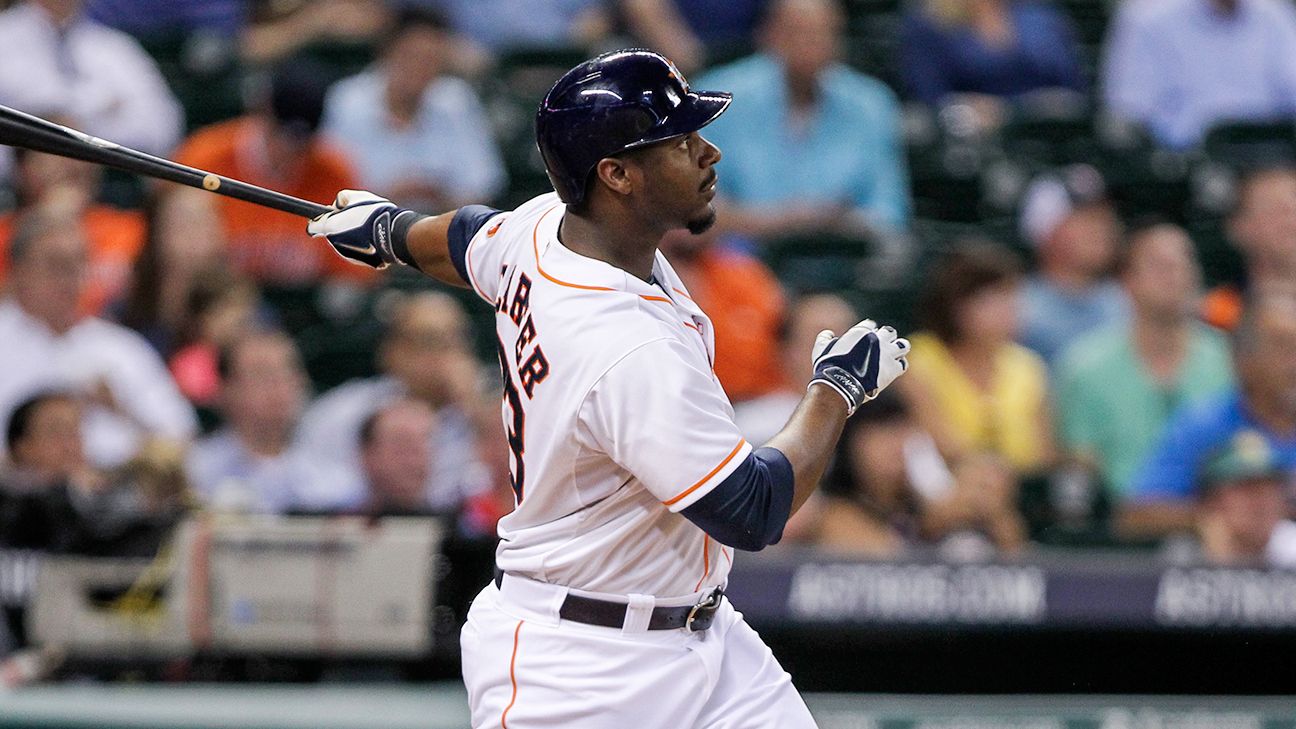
[1, 0, 1296, 658]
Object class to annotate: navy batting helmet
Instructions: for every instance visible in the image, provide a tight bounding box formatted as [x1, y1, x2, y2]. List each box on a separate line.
[535, 49, 732, 205]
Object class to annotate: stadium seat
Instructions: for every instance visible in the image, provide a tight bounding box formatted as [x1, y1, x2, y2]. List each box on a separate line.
[137, 31, 244, 132]
[486, 47, 589, 208]
[1017, 465, 1115, 547]
[998, 96, 1100, 167]
[762, 231, 877, 294]
[1202, 118, 1296, 168]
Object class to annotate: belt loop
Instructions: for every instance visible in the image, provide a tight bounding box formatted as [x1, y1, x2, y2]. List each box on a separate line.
[621, 593, 655, 633]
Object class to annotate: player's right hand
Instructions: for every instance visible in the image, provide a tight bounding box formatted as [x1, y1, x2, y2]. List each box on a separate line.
[809, 319, 909, 416]
[307, 189, 405, 269]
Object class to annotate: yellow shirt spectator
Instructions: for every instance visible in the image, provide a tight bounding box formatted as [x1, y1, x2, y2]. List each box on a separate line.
[906, 331, 1050, 473]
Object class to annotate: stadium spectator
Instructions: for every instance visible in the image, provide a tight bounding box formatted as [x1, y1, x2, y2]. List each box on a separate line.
[656, 227, 787, 403]
[0, 0, 183, 181]
[296, 292, 492, 515]
[171, 58, 370, 287]
[1194, 431, 1296, 567]
[322, 7, 505, 211]
[619, 0, 765, 73]
[1, 391, 184, 655]
[1017, 164, 1128, 367]
[242, 0, 390, 66]
[0, 209, 196, 468]
[697, 0, 911, 239]
[899, 0, 1086, 114]
[86, 0, 245, 39]
[802, 392, 925, 557]
[1101, 0, 1296, 149]
[1058, 222, 1233, 500]
[358, 399, 437, 516]
[734, 292, 857, 446]
[0, 149, 145, 318]
[2, 392, 89, 491]
[902, 241, 1055, 475]
[166, 268, 262, 408]
[118, 191, 229, 355]
[1203, 165, 1296, 330]
[185, 330, 335, 514]
[799, 390, 1026, 557]
[1126, 292, 1296, 535]
[424, 0, 609, 55]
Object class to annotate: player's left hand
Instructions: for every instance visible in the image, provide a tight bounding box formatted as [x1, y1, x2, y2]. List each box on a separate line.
[307, 189, 407, 269]
[809, 319, 909, 415]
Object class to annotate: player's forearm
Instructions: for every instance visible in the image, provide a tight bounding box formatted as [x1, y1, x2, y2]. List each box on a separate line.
[402, 211, 470, 289]
[763, 383, 850, 516]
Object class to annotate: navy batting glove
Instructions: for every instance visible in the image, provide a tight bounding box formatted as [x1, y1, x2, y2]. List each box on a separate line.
[308, 190, 419, 270]
[809, 320, 909, 415]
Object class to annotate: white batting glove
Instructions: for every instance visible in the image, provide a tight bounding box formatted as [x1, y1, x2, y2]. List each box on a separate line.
[809, 319, 909, 415]
[308, 189, 412, 269]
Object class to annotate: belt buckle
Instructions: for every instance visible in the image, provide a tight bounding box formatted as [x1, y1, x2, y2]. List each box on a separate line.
[685, 587, 723, 633]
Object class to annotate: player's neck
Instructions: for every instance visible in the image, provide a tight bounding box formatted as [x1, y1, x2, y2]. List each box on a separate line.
[558, 209, 659, 282]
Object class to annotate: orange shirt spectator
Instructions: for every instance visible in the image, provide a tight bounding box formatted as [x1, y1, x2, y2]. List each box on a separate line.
[173, 116, 371, 286]
[0, 205, 144, 316]
[660, 230, 786, 401]
[1202, 285, 1243, 331]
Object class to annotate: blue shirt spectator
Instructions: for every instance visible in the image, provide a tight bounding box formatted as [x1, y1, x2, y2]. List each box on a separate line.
[1132, 294, 1296, 501]
[187, 429, 344, 514]
[699, 54, 911, 232]
[900, 0, 1085, 106]
[1016, 165, 1128, 368]
[421, 0, 604, 52]
[1131, 391, 1296, 501]
[696, 0, 910, 238]
[322, 8, 505, 208]
[1019, 277, 1128, 367]
[621, 0, 764, 74]
[1102, 0, 1296, 149]
[86, 0, 245, 37]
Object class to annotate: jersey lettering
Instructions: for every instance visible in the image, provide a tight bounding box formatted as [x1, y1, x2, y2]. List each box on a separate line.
[518, 347, 551, 398]
[508, 273, 532, 325]
[497, 334, 527, 502]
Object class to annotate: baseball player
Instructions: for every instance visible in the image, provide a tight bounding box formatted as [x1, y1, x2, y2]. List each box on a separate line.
[308, 49, 909, 728]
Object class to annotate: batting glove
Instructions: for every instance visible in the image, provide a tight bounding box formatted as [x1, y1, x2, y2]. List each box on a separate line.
[809, 319, 910, 415]
[308, 190, 419, 269]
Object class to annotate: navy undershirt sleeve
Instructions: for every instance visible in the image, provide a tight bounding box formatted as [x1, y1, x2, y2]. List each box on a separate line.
[680, 446, 795, 552]
[446, 205, 503, 286]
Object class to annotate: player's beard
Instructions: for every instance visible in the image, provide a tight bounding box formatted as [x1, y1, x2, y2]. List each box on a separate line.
[686, 205, 717, 235]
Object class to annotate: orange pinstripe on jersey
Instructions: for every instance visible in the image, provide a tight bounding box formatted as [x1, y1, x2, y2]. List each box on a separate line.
[663, 438, 747, 507]
[501, 620, 525, 728]
[694, 535, 713, 591]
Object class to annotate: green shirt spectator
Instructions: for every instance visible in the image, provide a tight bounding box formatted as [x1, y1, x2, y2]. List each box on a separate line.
[1057, 321, 1232, 496]
[1055, 222, 1233, 498]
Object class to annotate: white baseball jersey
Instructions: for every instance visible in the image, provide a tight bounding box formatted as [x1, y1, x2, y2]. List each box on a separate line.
[461, 193, 750, 597]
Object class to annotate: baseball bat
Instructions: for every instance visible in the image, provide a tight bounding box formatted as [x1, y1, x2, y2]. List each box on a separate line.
[0, 105, 331, 219]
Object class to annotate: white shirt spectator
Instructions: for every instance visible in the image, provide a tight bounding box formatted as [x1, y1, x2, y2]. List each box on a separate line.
[1102, 0, 1296, 148]
[0, 1, 183, 177]
[294, 375, 490, 513]
[1266, 520, 1296, 568]
[0, 299, 197, 467]
[322, 69, 505, 203]
[186, 429, 344, 515]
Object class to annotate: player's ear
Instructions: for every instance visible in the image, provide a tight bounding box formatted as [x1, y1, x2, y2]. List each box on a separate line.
[593, 157, 636, 199]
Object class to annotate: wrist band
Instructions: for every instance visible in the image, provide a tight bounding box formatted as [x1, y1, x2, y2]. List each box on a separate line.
[389, 210, 428, 270]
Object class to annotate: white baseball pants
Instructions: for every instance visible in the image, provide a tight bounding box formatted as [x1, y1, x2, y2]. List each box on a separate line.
[460, 577, 817, 729]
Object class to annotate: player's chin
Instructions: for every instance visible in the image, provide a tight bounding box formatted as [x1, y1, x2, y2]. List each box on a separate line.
[685, 204, 717, 235]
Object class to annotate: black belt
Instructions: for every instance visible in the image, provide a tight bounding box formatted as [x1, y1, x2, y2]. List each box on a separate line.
[493, 569, 723, 632]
